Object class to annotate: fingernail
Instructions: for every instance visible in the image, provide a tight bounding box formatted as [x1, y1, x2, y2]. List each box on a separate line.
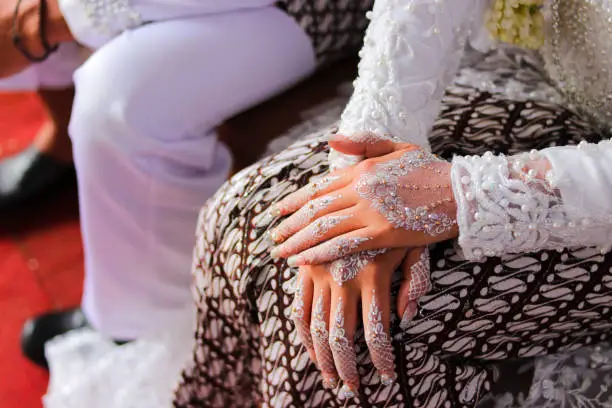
[263, 231, 274, 246]
[269, 230, 281, 243]
[338, 384, 357, 400]
[287, 255, 301, 267]
[270, 247, 281, 259]
[270, 206, 282, 217]
[399, 301, 418, 329]
[380, 372, 397, 386]
[322, 376, 339, 389]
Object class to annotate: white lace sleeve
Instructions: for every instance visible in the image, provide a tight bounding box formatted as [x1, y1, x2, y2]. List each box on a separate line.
[330, 0, 491, 170]
[452, 140, 612, 260]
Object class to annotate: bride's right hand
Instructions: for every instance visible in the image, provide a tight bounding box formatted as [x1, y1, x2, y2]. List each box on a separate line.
[289, 246, 431, 400]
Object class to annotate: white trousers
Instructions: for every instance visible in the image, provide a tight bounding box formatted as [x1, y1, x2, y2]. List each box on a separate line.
[2, 6, 315, 339]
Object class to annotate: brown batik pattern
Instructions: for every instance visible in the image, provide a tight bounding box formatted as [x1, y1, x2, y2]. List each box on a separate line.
[278, 0, 374, 66]
[174, 52, 612, 408]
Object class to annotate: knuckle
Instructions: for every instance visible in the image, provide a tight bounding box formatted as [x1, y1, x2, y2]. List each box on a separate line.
[359, 159, 376, 173]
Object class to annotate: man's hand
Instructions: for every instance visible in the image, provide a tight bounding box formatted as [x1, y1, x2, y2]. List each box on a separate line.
[0, 0, 73, 78]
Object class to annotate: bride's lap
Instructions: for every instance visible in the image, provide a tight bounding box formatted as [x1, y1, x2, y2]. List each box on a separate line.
[174, 85, 612, 408]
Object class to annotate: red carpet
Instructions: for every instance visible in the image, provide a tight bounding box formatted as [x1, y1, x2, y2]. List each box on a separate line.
[0, 93, 84, 408]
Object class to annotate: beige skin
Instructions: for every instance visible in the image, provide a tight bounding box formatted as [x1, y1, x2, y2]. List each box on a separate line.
[1, 0, 73, 78]
[280, 137, 460, 398]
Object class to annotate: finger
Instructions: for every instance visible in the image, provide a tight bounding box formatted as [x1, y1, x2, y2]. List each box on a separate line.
[363, 288, 397, 386]
[287, 232, 377, 267]
[272, 209, 362, 259]
[270, 172, 351, 218]
[329, 249, 389, 286]
[397, 247, 431, 329]
[310, 286, 339, 389]
[329, 290, 360, 400]
[329, 133, 418, 158]
[270, 192, 351, 244]
[290, 271, 317, 366]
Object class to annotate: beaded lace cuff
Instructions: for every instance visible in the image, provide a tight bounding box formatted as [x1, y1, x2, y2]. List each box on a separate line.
[452, 148, 612, 260]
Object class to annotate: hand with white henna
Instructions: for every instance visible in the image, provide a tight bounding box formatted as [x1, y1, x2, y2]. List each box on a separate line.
[270, 137, 459, 266]
[289, 248, 428, 400]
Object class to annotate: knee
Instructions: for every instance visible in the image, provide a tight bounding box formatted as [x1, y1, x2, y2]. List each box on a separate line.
[68, 38, 165, 154]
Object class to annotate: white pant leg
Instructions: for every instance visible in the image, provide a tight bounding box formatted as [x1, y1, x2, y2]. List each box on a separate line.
[70, 7, 315, 339]
[0, 42, 83, 90]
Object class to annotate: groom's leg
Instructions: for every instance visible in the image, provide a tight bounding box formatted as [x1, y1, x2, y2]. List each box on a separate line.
[69, 7, 316, 339]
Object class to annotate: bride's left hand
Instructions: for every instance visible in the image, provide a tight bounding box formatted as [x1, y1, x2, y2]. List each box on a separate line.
[290, 246, 431, 399]
[269, 137, 459, 266]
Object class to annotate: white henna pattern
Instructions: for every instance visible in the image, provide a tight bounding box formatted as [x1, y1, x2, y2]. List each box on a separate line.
[400, 249, 431, 328]
[273, 175, 342, 217]
[355, 150, 456, 236]
[310, 290, 338, 389]
[330, 249, 388, 285]
[366, 290, 396, 385]
[272, 195, 342, 243]
[290, 276, 314, 354]
[288, 237, 372, 266]
[329, 298, 359, 400]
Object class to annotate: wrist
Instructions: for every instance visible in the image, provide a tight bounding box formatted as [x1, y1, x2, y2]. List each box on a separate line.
[444, 163, 460, 240]
[45, 0, 72, 43]
[18, 0, 73, 54]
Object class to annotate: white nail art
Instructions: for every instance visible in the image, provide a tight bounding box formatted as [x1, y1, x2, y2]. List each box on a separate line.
[355, 150, 455, 236]
[338, 384, 357, 400]
[366, 290, 396, 385]
[329, 249, 388, 285]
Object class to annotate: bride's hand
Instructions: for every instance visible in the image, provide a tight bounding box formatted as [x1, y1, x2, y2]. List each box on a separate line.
[269, 137, 458, 266]
[289, 246, 431, 399]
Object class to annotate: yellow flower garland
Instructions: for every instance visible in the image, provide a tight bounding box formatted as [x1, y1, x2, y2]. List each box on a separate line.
[486, 0, 545, 49]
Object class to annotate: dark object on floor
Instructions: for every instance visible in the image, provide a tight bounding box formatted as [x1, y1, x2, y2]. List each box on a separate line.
[0, 146, 73, 210]
[21, 307, 89, 369]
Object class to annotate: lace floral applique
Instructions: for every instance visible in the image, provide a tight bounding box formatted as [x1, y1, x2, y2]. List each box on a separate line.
[334, 0, 485, 159]
[451, 144, 612, 260]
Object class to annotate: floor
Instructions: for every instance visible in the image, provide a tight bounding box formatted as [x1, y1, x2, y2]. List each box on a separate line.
[0, 92, 83, 408]
[0, 59, 356, 408]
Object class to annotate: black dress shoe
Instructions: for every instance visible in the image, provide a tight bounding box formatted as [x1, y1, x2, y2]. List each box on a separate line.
[0, 146, 73, 210]
[21, 307, 89, 369]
